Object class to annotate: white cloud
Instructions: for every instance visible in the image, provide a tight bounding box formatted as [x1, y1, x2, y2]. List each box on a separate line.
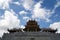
[32, 1, 51, 22]
[0, 10, 20, 29]
[20, 25, 25, 29]
[23, 16, 30, 21]
[19, 11, 27, 15]
[13, 2, 20, 5]
[49, 22, 60, 33]
[0, 0, 12, 9]
[0, 0, 33, 10]
[51, 0, 60, 14]
[0, 10, 20, 37]
[9, 0, 34, 10]
[22, 0, 34, 10]
[55, 0, 60, 8]
[31, 0, 60, 22]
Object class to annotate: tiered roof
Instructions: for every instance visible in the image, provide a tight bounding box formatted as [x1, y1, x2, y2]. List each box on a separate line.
[23, 20, 41, 32]
[8, 20, 57, 33]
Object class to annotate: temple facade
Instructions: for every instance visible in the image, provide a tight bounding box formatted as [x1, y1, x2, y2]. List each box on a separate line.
[1, 20, 60, 40]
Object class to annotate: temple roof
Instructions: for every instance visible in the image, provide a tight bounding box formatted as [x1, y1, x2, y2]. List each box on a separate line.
[41, 28, 57, 33]
[23, 20, 41, 32]
[7, 20, 57, 33]
[8, 28, 22, 33]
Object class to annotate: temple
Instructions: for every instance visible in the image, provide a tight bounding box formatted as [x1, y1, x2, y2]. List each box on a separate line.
[1, 20, 60, 40]
[8, 20, 57, 33]
[23, 20, 41, 32]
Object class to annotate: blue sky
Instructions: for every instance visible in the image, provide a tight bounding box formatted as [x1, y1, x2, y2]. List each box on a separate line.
[0, 0, 60, 37]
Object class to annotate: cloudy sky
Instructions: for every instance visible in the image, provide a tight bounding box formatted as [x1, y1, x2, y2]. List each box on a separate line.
[0, 0, 60, 37]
